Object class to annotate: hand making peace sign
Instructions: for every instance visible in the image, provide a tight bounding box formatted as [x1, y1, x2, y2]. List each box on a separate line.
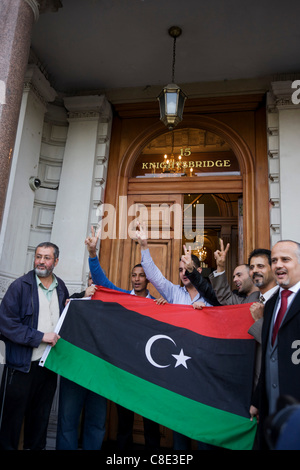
[214, 239, 230, 272]
[181, 245, 194, 273]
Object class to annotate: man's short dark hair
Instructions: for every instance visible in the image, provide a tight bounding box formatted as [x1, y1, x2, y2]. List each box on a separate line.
[235, 264, 250, 273]
[35, 242, 59, 260]
[191, 254, 200, 269]
[248, 248, 271, 266]
[132, 263, 143, 270]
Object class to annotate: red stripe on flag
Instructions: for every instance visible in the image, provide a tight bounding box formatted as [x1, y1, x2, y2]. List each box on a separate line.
[92, 287, 254, 340]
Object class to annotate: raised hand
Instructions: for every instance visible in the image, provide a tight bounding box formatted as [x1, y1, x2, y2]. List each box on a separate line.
[135, 221, 148, 249]
[214, 239, 230, 272]
[85, 225, 100, 257]
[250, 302, 264, 322]
[181, 245, 194, 273]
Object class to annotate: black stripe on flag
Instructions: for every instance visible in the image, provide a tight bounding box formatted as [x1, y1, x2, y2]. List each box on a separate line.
[58, 299, 255, 418]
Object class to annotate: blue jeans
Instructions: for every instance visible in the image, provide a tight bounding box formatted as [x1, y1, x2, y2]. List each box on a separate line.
[56, 377, 107, 450]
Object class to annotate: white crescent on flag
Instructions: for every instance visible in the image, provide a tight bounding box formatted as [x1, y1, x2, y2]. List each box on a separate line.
[145, 334, 191, 369]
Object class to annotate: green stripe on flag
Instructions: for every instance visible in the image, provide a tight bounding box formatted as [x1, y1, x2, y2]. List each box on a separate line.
[43, 338, 256, 450]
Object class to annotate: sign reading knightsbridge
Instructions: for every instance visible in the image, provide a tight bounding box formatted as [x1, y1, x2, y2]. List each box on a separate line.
[132, 149, 240, 177]
[141, 157, 232, 171]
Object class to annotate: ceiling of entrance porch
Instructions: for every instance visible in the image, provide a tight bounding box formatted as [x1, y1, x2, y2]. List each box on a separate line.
[31, 0, 300, 97]
[141, 129, 230, 154]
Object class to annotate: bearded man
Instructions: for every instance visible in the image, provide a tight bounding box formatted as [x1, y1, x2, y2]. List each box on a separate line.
[0, 242, 69, 450]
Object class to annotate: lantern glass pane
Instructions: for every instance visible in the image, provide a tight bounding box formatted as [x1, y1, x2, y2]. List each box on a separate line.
[177, 94, 185, 117]
[166, 92, 178, 115]
[158, 94, 165, 119]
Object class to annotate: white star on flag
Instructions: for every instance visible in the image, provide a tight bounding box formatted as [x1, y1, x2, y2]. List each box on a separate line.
[172, 349, 191, 369]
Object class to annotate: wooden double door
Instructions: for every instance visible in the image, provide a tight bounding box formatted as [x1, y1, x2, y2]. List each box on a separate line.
[101, 97, 270, 448]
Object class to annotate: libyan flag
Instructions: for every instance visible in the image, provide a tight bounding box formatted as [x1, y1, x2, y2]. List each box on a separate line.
[40, 287, 257, 450]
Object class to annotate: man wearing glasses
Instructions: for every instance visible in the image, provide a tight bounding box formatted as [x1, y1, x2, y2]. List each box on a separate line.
[0, 242, 69, 450]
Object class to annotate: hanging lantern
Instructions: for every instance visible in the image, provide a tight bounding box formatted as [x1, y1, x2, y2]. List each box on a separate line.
[158, 83, 187, 130]
[158, 26, 187, 130]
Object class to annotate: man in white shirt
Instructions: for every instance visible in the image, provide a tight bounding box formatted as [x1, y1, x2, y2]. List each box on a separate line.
[136, 222, 216, 307]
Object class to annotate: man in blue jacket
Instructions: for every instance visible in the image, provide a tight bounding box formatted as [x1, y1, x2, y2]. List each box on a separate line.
[0, 242, 69, 450]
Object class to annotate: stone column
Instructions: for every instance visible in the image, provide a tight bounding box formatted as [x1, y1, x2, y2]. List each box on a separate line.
[51, 95, 112, 294]
[267, 80, 300, 244]
[0, 0, 38, 229]
[0, 64, 56, 366]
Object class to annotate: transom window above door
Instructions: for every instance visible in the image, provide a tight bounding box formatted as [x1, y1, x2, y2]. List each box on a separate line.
[132, 128, 240, 178]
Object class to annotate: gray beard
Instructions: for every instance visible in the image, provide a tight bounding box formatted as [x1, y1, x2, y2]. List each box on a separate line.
[34, 266, 53, 278]
[279, 278, 290, 287]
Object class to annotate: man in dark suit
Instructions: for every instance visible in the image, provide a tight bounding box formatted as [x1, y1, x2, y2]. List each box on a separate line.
[250, 240, 300, 448]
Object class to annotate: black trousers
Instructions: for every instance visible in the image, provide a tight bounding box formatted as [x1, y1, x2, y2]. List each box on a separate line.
[116, 405, 160, 450]
[0, 361, 57, 450]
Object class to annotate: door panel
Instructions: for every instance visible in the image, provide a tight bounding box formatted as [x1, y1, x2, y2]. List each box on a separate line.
[122, 194, 183, 295]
